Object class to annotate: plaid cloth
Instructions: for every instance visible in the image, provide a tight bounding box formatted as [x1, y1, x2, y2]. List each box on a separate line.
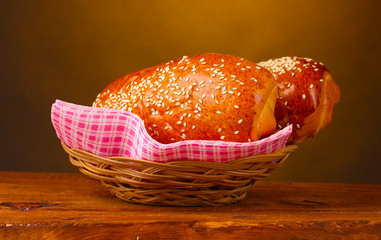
[51, 100, 292, 163]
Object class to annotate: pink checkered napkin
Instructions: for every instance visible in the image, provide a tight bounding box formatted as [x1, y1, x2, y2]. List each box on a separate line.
[51, 100, 292, 163]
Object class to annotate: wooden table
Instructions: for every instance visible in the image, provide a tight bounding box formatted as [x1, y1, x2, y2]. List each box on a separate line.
[0, 171, 380, 239]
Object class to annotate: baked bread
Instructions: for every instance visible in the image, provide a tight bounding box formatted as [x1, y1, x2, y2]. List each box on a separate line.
[93, 53, 278, 143]
[258, 57, 341, 144]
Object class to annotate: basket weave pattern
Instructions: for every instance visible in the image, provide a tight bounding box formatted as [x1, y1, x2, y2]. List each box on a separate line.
[62, 142, 296, 206]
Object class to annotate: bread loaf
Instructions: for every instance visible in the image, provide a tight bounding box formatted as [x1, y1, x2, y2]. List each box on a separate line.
[93, 53, 278, 143]
[258, 57, 341, 144]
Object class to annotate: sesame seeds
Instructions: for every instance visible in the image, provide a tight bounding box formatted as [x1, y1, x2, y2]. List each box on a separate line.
[234, 131, 239, 135]
[258, 57, 301, 76]
[302, 94, 306, 100]
[164, 123, 173, 131]
[296, 124, 301, 129]
[220, 136, 225, 140]
[96, 54, 259, 143]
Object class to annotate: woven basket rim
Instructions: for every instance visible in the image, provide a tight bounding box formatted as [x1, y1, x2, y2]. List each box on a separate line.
[61, 141, 297, 165]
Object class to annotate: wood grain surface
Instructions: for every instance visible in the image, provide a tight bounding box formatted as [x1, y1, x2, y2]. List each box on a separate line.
[0, 171, 380, 240]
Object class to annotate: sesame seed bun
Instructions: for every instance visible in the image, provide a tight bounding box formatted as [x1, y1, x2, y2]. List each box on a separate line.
[258, 57, 341, 144]
[93, 53, 278, 143]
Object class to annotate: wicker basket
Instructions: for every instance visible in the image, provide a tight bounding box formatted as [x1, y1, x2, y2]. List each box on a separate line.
[61, 141, 297, 206]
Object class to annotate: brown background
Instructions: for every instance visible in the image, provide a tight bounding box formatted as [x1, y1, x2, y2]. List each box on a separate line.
[1, 0, 380, 184]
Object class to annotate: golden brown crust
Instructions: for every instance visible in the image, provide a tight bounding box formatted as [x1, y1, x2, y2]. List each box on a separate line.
[258, 57, 340, 144]
[93, 53, 277, 143]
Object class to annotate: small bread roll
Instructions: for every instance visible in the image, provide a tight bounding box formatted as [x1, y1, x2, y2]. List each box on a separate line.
[258, 57, 341, 144]
[93, 53, 278, 143]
